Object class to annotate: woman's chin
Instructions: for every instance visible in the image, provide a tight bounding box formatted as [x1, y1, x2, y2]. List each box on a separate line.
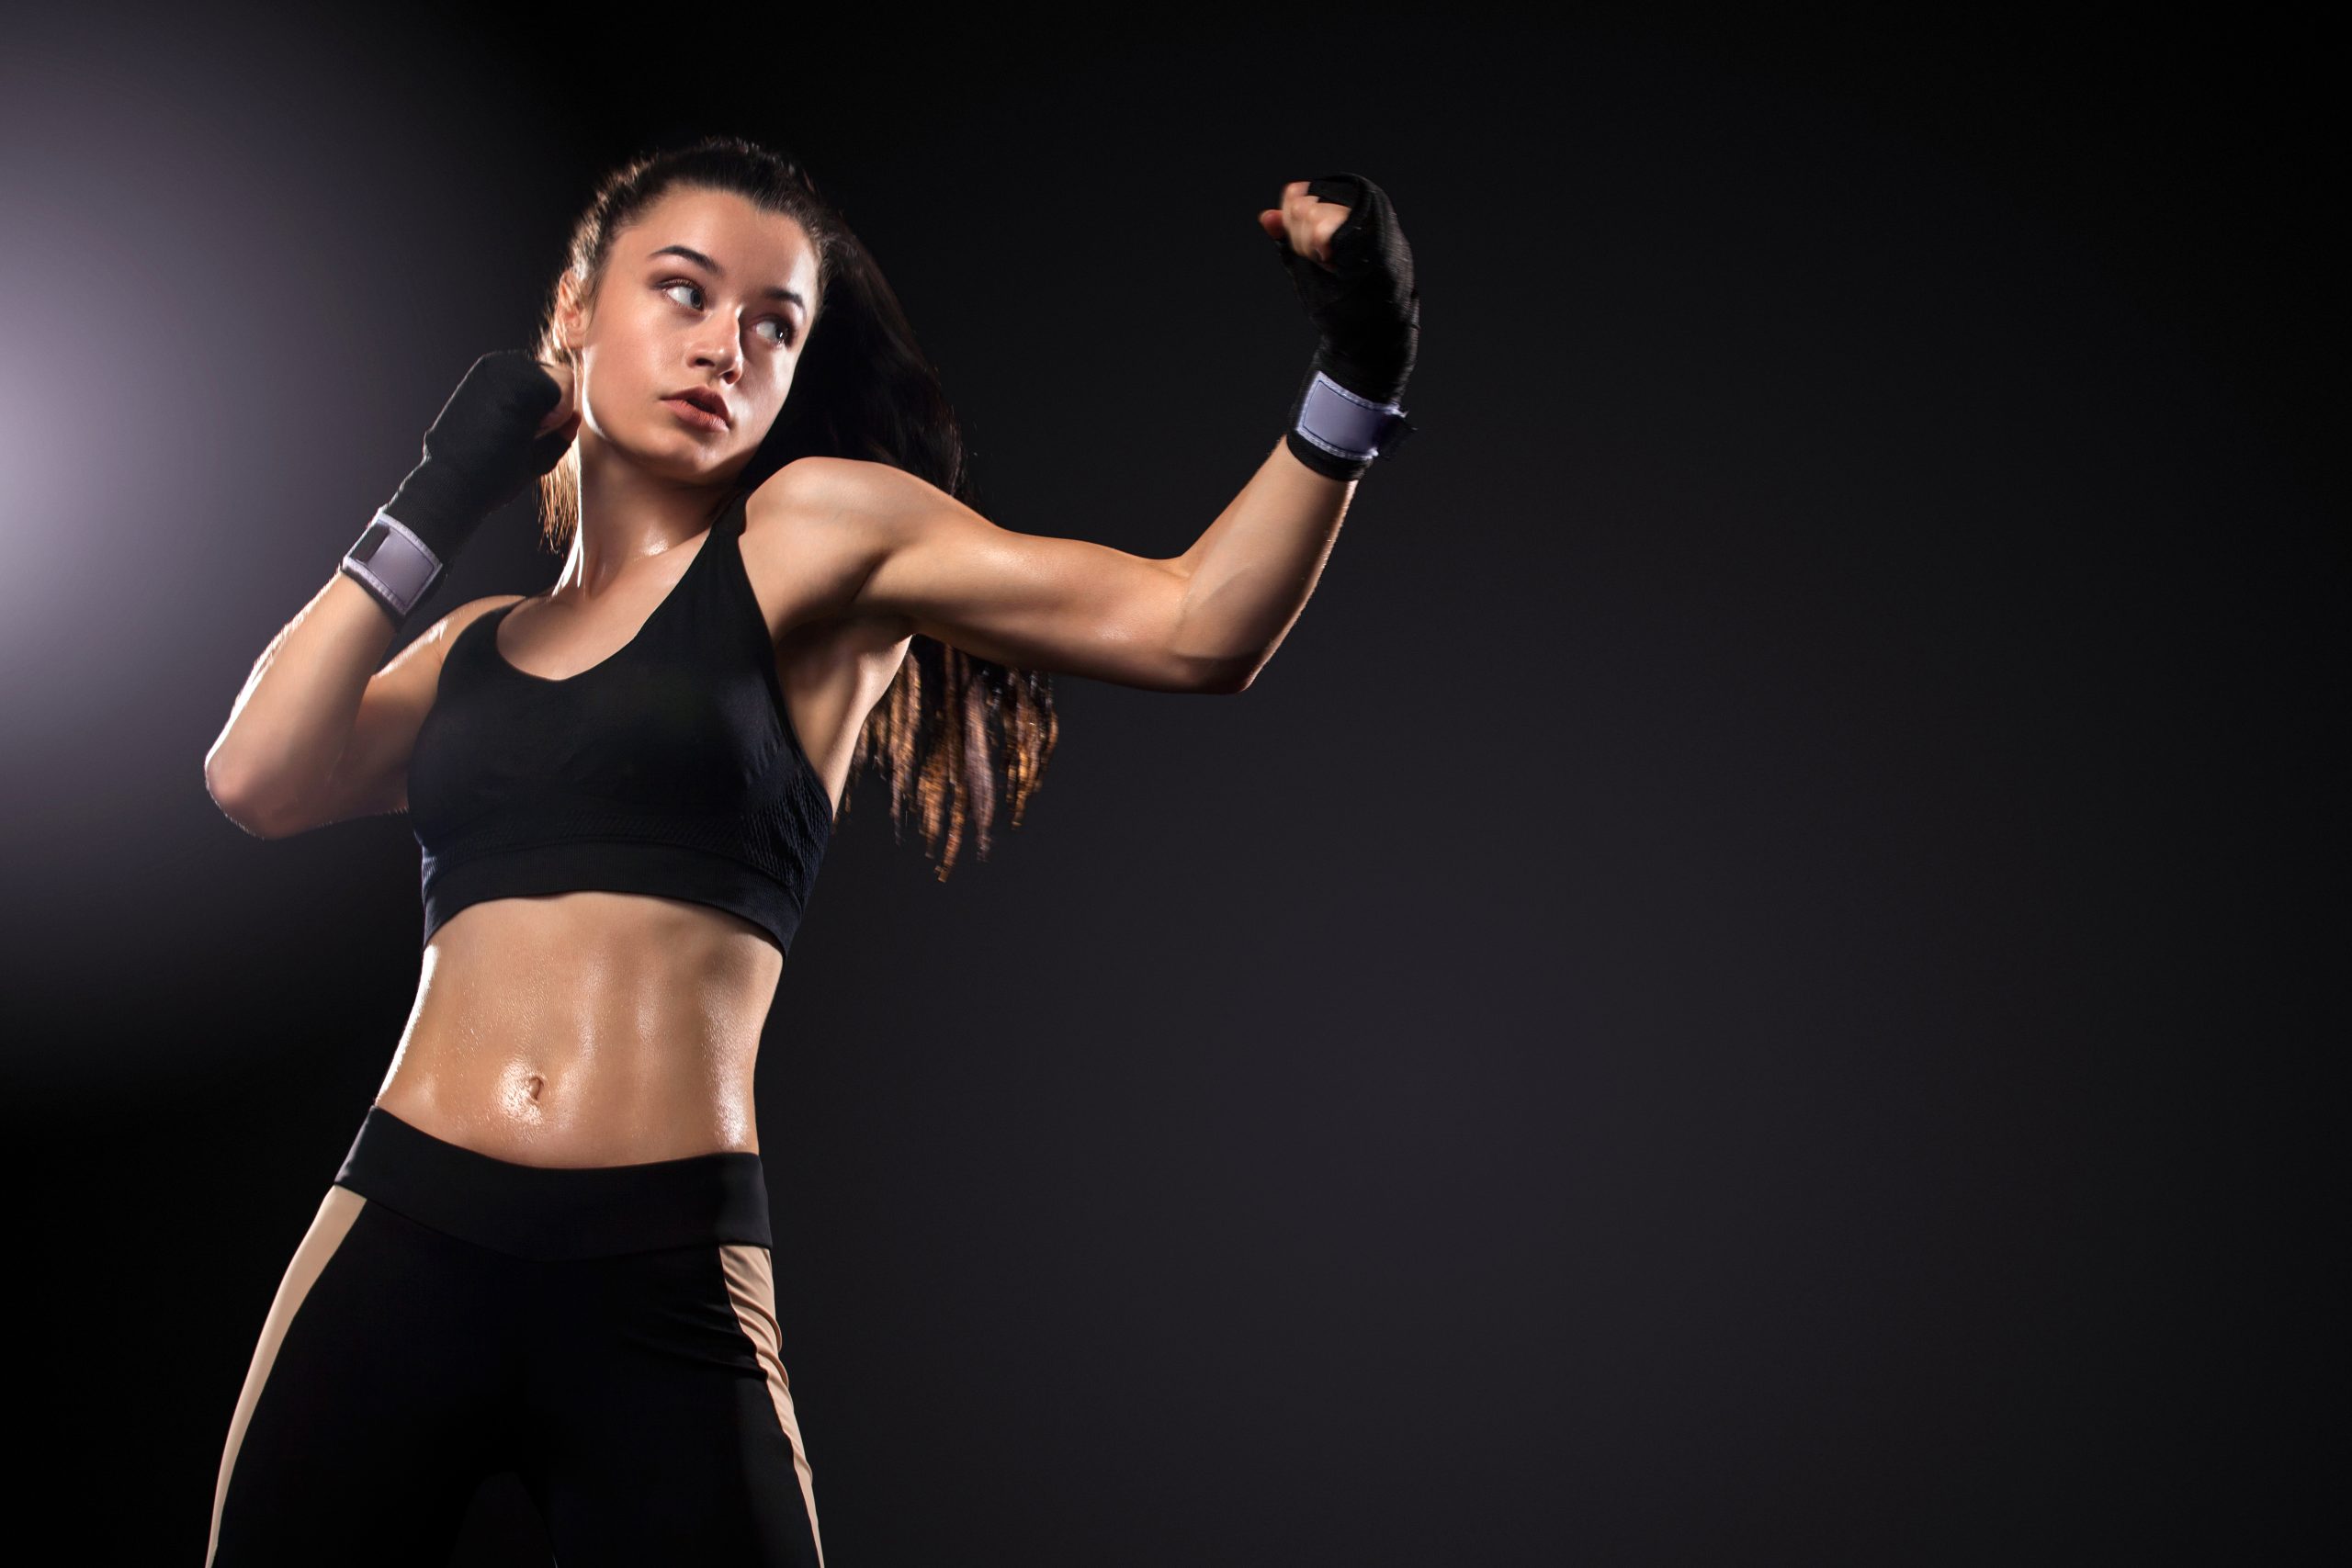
[603, 431, 740, 484]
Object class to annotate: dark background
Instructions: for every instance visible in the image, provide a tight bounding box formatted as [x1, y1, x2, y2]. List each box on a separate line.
[1, 4, 2334, 1563]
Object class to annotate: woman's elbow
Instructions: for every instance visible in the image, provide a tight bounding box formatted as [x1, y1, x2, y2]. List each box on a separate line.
[205, 767, 278, 838]
[1189, 654, 1261, 695]
[204, 755, 305, 839]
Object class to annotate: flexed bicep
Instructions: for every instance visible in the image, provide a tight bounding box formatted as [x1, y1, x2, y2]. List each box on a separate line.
[803, 458, 1229, 694]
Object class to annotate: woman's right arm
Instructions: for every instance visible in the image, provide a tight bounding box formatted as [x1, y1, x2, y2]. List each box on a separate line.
[206, 348, 575, 839]
[203, 574, 518, 839]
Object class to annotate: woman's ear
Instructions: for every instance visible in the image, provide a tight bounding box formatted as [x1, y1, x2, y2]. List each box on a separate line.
[555, 272, 590, 357]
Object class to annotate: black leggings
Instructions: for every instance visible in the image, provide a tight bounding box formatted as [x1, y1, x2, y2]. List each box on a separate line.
[206, 1105, 824, 1566]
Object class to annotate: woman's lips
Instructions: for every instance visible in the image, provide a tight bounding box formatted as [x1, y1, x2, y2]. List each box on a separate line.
[663, 397, 728, 434]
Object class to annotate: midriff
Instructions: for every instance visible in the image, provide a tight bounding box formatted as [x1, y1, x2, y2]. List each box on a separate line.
[374, 888, 786, 1169]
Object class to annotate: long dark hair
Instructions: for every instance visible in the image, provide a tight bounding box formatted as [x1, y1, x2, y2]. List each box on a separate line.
[529, 133, 1057, 878]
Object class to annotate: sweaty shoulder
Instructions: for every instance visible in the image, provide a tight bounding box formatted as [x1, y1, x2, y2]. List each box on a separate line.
[421, 592, 526, 673]
[741, 457, 903, 628]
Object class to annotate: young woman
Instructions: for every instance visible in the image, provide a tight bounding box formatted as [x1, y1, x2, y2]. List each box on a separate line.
[199, 134, 1419, 1566]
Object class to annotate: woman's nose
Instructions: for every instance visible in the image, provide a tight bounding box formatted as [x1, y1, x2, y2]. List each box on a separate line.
[691, 333, 741, 373]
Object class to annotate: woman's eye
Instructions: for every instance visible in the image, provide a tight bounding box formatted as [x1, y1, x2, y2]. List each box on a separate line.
[663, 280, 793, 346]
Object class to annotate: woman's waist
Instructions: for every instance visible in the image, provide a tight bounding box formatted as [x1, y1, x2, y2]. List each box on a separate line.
[372, 1057, 763, 1168]
[371, 1034, 764, 1153]
[389, 912, 772, 1167]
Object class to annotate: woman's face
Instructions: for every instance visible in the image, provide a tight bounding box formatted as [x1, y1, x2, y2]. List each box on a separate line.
[560, 186, 820, 484]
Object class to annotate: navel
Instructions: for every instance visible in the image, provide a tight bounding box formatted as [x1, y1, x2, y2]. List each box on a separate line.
[496, 1061, 552, 1121]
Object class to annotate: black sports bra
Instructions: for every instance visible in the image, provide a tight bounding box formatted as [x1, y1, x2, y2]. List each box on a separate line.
[405, 487, 833, 954]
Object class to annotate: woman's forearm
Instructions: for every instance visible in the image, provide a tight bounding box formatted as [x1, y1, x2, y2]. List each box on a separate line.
[1165, 437, 1354, 684]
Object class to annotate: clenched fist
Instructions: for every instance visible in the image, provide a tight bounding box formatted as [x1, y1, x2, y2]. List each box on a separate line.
[1259, 173, 1420, 480]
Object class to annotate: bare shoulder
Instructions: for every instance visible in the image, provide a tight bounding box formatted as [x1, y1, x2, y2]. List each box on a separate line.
[752, 454, 976, 541]
[752, 453, 916, 514]
[741, 457, 922, 635]
[439, 591, 528, 635]
[413, 592, 528, 674]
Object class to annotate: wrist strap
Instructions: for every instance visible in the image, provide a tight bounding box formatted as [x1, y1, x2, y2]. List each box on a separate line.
[1286, 367, 1416, 481]
[340, 508, 446, 626]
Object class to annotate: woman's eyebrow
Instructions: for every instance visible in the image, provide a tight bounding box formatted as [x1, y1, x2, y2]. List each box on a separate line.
[646, 244, 807, 311]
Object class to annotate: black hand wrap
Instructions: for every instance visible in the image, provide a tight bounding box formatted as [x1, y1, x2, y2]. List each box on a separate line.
[341, 351, 572, 626]
[1271, 173, 1421, 482]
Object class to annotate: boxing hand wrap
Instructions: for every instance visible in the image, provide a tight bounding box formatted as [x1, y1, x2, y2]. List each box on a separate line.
[1270, 172, 1420, 481]
[342, 350, 572, 626]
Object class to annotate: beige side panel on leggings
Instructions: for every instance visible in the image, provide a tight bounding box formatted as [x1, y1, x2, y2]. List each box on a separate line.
[719, 1242, 826, 1568]
[206, 1186, 368, 1568]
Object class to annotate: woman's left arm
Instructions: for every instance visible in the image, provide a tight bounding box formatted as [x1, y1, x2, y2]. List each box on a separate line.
[807, 173, 1416, 695]
[797, 438, 1350, 696]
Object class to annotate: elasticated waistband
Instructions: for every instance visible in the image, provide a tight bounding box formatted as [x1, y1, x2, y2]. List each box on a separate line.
[332, 1104, 773, 1261]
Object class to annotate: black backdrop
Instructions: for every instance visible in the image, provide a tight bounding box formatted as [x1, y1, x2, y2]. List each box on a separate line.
[1, 5, 2332, 1563]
